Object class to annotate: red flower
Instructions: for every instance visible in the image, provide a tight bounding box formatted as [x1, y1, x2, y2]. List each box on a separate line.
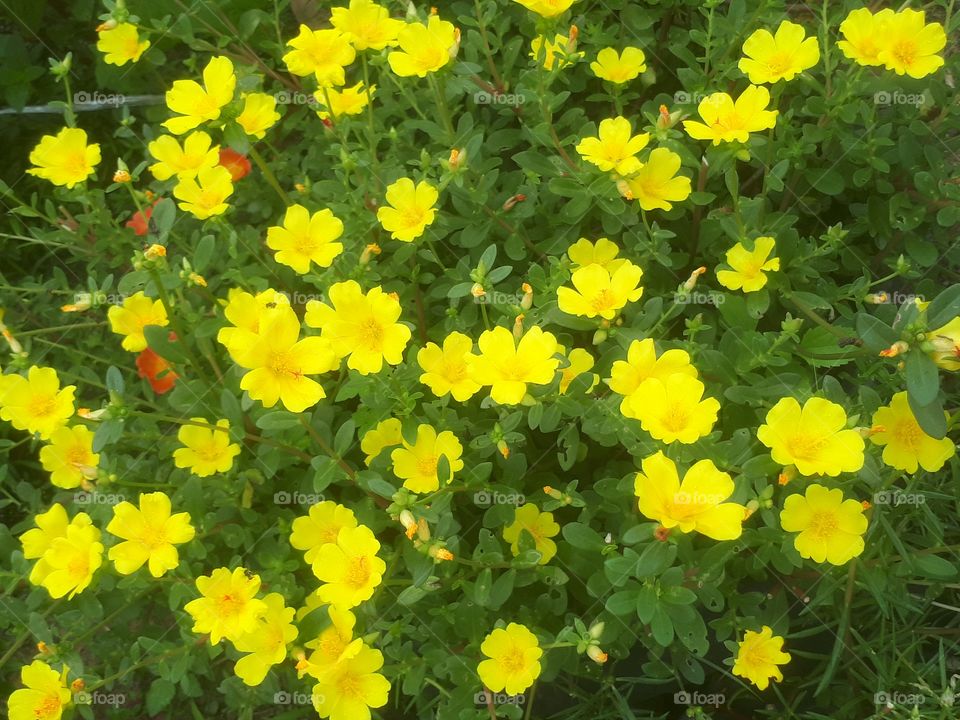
[126, 199, 160, 237]
[136, 345, 179, 394]
[219, 149, 251, 181]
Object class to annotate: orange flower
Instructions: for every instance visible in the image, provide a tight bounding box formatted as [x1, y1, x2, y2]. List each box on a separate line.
[126, 199, 160, 237]
[136, 345, 178, 394]
[219, 149, 251, 181]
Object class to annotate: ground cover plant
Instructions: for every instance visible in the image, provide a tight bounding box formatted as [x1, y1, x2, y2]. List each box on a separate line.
[1, 0, 960, 718]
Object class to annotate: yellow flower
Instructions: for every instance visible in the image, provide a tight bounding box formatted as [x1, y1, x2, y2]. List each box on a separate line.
[608, 338, 698, 415]
[738, 20, 820, 84]
[716, 236, 780, 293]
[312, 525, 386, 608]
[107, 291, 169, 352]
[576, 116, 649, 176]
[620, 148, 691, 211]
[184, 567, 268, 644]
[148, 131, 219, 181]
[290, 501, 359, 565]
[173, 165, 234, 219]
[558, 346, 598, 394]
[8, 660, 71, 720]
[236, 92, 281, 139]
[39, 425, 98, 489]
[97, 22, 150, 66]
[512, 0, 577, 18]
[780, 484, 867, 565]
[836, 8, 895, 67]
[732, 626, 791, 690]
[283, 26, 356, 86]
[417, 331, 481, 401]
[232, 593, 298, 686]
[390, 424, 464, 493]
[216, 288, 290, 365]
[304, 281, 411, 375]
[0, 366, 75, 439]
[870, 392, 955, 473]
[557, 260, 644, 319]
[683, 85, 778, 145]
[590, 46, 647, 84]
[19, 504, 71, 586]
[360, 418, 403, 464]
[387, 16, 458, 78]
[468, 326, 560, 405]
[106, 491, 195, 577]
[311, 643, 390, 720]
[503, 504, 559, 564]
[376, 178, 439, 241]
[300, 606, 362, 678]
[27, 127, 100, 188]
[173, 418, 241, 477]
[315, 82, 375, 120]
[927, 316, 960, 370]
[567, 237, 627, 272]
[530, 33, 580, 70]
[266, 204, 344, 273]
[627, 374, 719, 444]
[478, 623, 543, 694]
[331, 0, 403, 50]
[163, 55, 236, 134]
[633, 451, 745, 540]
[757, 397, 865, 476]
[876, 9, 946, 79]
[39, 517, 103, 599]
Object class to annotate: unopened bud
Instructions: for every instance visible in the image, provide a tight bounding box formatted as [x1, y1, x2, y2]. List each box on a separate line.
[471, 283, 486, 298]
[653, 525, 670, 542]
[144, 244, 166, 260]
[778, 465, 798, 486]
[586, 645, 608, 664]
[71, 678, 85, 693]
[879, 340, 909, 358]
[430, 546, 454, 561]
[520, 283, 533, 310]
[502, 194, 526, 212]
[683, 266, 707, 293]
[512, 314, 525, 340]
[588, 621, 605, 640]
[113, 169, 131, 183]
[496, 439, 510, 459]
[865, 292, 889, 304]
[360, 243, 381, 266]
[96, 19, 118, 32]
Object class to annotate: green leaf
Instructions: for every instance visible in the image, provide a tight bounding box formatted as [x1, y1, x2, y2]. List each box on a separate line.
[473, 568, 492, 606]
[636, 585, 658, 624]
[146, 679, 176, 716]
[150, 199, 176, 238]
[904, 351, 939, 406]
[635, 542, 675, 577]
[855, 312, 898, 353]
[488, 569, 515, 609]
[925, 283, 960, 328]
[606, 590, 639, 617]
[193, 235, 215, 272]
[906, 393, 947, 439]
[105, 366, 124, 395]
[562, 522, 603, 551]
[649, 605, 674, 646]
[913, 554, 957, 580]
[255, 411, 301, 430]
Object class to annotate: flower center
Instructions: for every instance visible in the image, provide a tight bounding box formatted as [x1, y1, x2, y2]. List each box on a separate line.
[67, 446, 89, 466]
[807, 511, 839, 540]
[141, 524, 169, 550]
[590, 288, 616, 313]
[345, 556, 371, 589]
[64, 152, 89, 176]
[36, 695, 63, 720]
[786, 433, 825, 461]
[269, 351, 302, 378]
[661, 404, 690, 433]
[217, 593, 241, 617]
[29, 394, 58, 418]
[891, 40, 916, 66]
[417, 454, 438, 478]
[318, 629, 347, 660]
[500, 646, 527, 674]
[358, 318, 384, 350]
[67, 554, 90, 579]
[765, 53, 792, 77]
[892, 419, 923, 449]
[336, 671, 364, 699]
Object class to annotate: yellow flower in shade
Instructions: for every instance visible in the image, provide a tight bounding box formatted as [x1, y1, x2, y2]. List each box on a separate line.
[300, 606, 362, 678]
[567, 237, 627, 273]
[738, 20, 820, 84]
[576, 116, 649, 176]
[683, 85, 778, 145]
[232, 593, 298, 686]
[478, 623, 542, 694]
[417, 331, 481, 401]
[608, 338, 697, 415]
[19, 504, 71, 586]
[716, 236, 780, 293]
[8, 660, 71, 720]
[513, 0, 577, 18]
[360, 418, 403, 464]
[503, 504, 559, 564]
[148, 131, 219, 181]
[290, 501, 359, 565]
[107, 291, 169, 352]
[331, 0, 403, 51]
[780, 484, 867, 565]
[627, 374, 719, 444]
[163, 55, 236, 134]
[106, 492, 195, 577]
[732, 627, 791, 690]
[558, 346, 598, 393]
[312, 525, 386, 608]
[757, 397, 865, 477]
[284, 26, 357, 86]
[184, 567, 268, 644]
[877, 9, 946, 79]
[216, 288, 290, 365]
[836, 8, 895, 67]
[311, 643, 390, 720]
[870, 392, 955, 473]
[266, 204, 344, 274]
[468, 326, 560, 405]
[633, 451, 745, 540]
[590, 46, 647, 84]
[236, 93, 281, 139]
[557, 260, 644, 319]
[174, 165, 234, 219]
[927, 317, 960, 370]
[390, 424, 464, 494]
[387, 16, 458, 78]
[376, 178, 439, 241]
[40, 519, 103, 599]
[620, 148, 691, 211]
[530, 33, 581, 70]
[27, 128, 100, 188]
[173, 418, 241, 477]
[235, 304, 338, 412]
[39, 425, 98, 489]
[315, 83, 375, 120]
[304, 281, 412, 375]
[97, 22, 150, 66]
[0, 366, 75, 440]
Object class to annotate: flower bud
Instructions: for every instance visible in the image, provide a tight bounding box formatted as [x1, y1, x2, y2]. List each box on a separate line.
[144, 244, 166, 260]
[360, 243, 382, 266]
[113, 169, 131, 184]
[865, 291, 889, 304]
[586, 645, 608, 664]
[512, 314, 525, 340]
[520, 283, 533, 310]
[879, 340, 909, 358]
[683, 266, 707, 293]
